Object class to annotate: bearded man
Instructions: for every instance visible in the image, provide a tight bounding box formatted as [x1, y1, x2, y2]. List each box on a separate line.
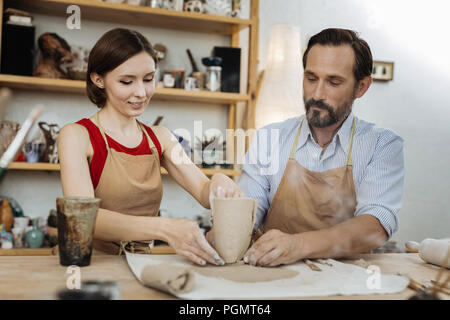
[236, 28, 405, 267]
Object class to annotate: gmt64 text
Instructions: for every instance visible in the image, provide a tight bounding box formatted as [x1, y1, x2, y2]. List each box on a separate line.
[179, 304, 271, 317]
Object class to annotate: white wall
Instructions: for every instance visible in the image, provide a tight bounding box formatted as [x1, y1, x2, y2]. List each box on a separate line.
[258, 0, 450, 248]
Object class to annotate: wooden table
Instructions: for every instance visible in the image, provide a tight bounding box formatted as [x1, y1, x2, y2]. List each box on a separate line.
[0, 253, 448, 300]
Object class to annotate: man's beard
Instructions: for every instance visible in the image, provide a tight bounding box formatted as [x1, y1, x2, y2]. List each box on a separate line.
[303, 95, 354, 128]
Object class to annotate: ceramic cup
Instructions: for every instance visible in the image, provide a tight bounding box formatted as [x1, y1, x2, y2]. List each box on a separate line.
[212, 197, 258, 264]
[11, 227, 24, 248]
[163, 73, 175, 88]
[184, 77, 197, 91]
[56, 196, 101, 267]
[23, 142, 44, 163]
[14, 217, 30, 229]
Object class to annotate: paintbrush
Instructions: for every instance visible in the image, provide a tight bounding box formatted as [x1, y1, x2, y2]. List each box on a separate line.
[0, 105, 43, 182]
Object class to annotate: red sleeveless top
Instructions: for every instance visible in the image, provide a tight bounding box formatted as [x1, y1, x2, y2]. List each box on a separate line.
[76, 118, 162, 189]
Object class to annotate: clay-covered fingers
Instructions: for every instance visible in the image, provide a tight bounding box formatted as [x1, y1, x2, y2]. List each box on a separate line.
[243, 236, 276, 266]
[258, 248, 283, 267]
[195, 232, 224, 265]
[178, 248, 208, 266]
[215, 186, 226, 198]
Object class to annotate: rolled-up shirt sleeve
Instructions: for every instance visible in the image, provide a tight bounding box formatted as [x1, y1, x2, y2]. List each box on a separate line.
[354, 131, 405, 239]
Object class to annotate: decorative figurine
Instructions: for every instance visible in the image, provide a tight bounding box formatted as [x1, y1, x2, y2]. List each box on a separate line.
[34, 32, 73, 79]
[38, 121, 60, 163]
[184, 0, 205, 13]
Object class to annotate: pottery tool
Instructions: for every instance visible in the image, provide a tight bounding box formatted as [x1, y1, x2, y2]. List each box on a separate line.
[186, 49, 199, 75]
[152, 116, 163, 126]
[316, 259, 333, 267]
[305, 259, 322, 271]
[0, 105, 43, 182]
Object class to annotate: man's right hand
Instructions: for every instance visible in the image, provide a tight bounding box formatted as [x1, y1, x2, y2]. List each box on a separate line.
[162, 218, 224, 266]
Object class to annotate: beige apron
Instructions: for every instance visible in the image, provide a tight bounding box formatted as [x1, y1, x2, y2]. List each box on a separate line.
[263, 117, 357, 234]
[93, 113, 163, 254]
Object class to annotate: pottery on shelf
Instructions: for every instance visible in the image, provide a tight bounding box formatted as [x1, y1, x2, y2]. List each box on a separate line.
[25, 218, 45, 248]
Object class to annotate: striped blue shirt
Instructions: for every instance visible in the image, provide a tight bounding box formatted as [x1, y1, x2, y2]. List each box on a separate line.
[238, 113, 405, 239]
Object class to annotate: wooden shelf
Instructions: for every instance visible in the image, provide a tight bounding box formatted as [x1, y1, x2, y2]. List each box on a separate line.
[5, 0, 253, 35]
[0, 248, 55, 256]
[7, 162, 241, 177]
[0, 74, 250, 104]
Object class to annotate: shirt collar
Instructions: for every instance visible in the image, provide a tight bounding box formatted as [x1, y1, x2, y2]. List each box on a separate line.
[296, 112, 355, 153]
[336, 112, 355, 154]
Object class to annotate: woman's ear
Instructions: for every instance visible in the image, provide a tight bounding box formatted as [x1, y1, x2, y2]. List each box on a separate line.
[90, 73, 104, 89]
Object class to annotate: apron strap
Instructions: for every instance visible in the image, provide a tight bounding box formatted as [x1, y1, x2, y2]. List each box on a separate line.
[345, 117, 356, 166]
[289, 116, 356, 165]
[289, 118, 304, 159]
[137, 120, 161, 168]
[96, 113, 160, 167]
[96, 112, 110, 150]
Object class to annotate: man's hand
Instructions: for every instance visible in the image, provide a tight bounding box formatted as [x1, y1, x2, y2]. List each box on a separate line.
[243, 229, 305, 267]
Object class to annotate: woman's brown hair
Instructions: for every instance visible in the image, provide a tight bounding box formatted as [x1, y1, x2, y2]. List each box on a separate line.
[87, 28, 158, 108]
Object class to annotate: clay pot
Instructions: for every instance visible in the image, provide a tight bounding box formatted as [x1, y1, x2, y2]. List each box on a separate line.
[212, 197, 258, 264]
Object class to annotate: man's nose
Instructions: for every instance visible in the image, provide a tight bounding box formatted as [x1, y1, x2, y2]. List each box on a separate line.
[312, 81, 327, 101]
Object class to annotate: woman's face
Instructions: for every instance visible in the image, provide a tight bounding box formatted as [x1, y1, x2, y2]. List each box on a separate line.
[102, 51, 156, 118]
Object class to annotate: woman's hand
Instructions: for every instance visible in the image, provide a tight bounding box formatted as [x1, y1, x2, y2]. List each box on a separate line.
[209, 173, 245, 208]
[161, 217, 224, 266]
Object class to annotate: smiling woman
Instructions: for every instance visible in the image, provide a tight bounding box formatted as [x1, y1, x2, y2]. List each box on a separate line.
[57, 28, 244, 266]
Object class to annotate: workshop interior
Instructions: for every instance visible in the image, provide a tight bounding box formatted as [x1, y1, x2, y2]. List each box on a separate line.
[0, 0, 449, 302]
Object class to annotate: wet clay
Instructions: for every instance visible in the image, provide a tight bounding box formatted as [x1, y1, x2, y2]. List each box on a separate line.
[193, 261, 299, 283]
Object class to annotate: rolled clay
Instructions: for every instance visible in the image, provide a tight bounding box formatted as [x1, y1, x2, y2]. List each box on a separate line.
[213, 197, 258, 264]
[140, 263, 196, 295]
[419, 238, 450, 268]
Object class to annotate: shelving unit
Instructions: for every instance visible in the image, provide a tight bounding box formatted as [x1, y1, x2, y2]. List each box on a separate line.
[0, 0, 259, 174]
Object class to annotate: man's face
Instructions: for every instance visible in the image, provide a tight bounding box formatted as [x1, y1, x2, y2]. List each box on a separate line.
[303, 44, 358, 128]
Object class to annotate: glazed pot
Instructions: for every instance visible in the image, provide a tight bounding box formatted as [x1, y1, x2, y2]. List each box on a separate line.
[25, 218, 45, 248]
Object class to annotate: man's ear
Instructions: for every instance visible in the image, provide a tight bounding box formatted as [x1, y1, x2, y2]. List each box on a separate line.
[90, 73, 104, 89]
[354, 76, 372, 98]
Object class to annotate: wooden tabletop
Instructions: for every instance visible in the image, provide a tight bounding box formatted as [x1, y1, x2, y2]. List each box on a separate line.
[0, 253, 448, 300]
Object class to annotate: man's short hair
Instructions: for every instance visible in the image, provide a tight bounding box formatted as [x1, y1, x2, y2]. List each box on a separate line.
[303, 28, 373, 82]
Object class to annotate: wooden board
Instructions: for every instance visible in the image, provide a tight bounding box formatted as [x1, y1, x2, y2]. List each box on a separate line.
[0, 253, 448, 300]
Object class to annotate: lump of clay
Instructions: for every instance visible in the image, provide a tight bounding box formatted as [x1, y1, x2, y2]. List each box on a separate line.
[212, 197, 258, 264]
[419, 238, 450, 268]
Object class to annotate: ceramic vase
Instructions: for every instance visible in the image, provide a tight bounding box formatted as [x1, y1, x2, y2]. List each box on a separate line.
[25, 218, 45, 248]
